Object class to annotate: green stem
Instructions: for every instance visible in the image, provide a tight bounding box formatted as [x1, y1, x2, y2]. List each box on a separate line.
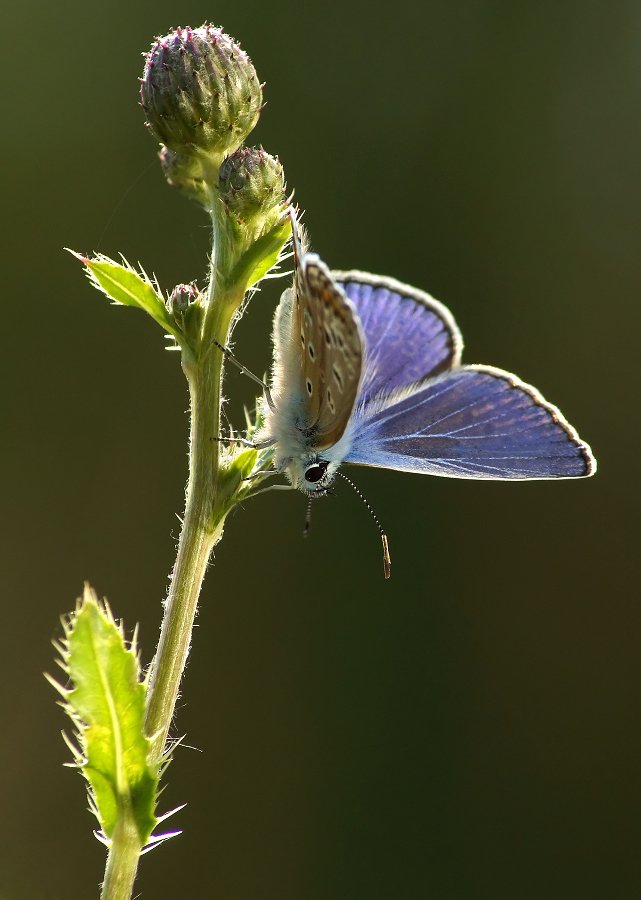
[101, 807, 144, 900]
[144, 331, 230, 762]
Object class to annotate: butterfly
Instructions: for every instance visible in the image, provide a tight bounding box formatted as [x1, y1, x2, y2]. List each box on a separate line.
[254, 213, 595, 577]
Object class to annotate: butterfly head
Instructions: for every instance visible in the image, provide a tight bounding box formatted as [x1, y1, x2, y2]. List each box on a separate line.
[286, 454, 338, 495]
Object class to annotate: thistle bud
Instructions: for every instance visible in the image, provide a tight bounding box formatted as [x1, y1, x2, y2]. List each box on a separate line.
[141, 25, 262, 162]
[167, 282, 203, 344]
[218, 147, 287, 241]
[167, 282, 199, 315]
[159, 146, 208, 206]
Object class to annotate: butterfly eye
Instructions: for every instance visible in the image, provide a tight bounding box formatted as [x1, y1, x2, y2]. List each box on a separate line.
[304, 461, 328, 483]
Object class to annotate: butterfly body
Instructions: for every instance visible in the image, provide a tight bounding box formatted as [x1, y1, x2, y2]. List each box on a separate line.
[256, 215, 595, 503]
[261, 272, 360, 494]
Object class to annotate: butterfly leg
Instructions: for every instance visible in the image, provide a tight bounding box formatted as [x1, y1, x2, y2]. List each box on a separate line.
[210, 435, 275, 449]
[243, 468, 279, 482]
[212, 340, 276, 411]
[210, 435, 257, 448]
[246, 483, 295, 499]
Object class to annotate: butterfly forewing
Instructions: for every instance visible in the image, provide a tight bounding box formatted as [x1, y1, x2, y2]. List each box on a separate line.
[334, 272, 462, 403]
[295, 255, 363, 449]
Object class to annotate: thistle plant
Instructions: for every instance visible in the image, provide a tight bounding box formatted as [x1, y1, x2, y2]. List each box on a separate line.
[50, 20, 597, 900]
[52, 25, 290, 899]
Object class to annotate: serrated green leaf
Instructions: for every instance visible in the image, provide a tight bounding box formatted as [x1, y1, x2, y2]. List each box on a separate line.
[71, 251, 183, 343]
[227, 218, 291, 292]
[55, 585, 158, 844]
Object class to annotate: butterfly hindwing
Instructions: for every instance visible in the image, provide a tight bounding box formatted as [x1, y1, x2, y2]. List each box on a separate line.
[333, 271, 462, 403]
[345, 365, 595, 479]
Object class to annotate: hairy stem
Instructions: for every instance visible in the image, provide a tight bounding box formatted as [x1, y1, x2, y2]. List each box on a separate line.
[145, 370, 213, 752]
[145, 330, 235, 762]
[101, 806, 144, 900]
[145, 192, 238, 761]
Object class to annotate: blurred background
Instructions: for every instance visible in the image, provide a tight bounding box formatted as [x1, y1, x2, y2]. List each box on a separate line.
[1, 1, 639, 898]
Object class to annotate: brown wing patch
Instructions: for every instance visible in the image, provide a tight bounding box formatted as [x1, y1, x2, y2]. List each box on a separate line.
[295, 256, 363, 449]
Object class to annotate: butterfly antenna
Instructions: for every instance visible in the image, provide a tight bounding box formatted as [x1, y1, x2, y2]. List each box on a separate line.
[336, 472, 391, 580]
[289, 207, 302, 263]
[289, 206, 310, 261]
[303, 495, 313, 537]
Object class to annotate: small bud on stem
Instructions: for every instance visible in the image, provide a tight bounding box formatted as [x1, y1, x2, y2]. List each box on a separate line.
[218, 146, 287, 244]
[159, 146, 208, 206]
[167, 282, 199, 315]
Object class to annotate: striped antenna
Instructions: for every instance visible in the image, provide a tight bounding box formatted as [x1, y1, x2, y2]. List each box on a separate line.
[303, 495, 313, 537]
[336, 472, 391, 579]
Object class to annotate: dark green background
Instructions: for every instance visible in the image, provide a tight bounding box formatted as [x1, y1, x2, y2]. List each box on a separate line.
[2, 1, 638, 897]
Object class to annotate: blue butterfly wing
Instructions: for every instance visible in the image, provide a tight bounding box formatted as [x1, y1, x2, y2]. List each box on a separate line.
[333, 272, 462, 404]
[345, 365, 595, 479]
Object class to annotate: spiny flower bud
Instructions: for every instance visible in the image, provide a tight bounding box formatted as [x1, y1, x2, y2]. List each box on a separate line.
[159, 145, 208, 206]
[140, 24, 262, 162]
[167, 282, 203, 344]
[218, 147, 287, 240]
[167, 282, 199, 316]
